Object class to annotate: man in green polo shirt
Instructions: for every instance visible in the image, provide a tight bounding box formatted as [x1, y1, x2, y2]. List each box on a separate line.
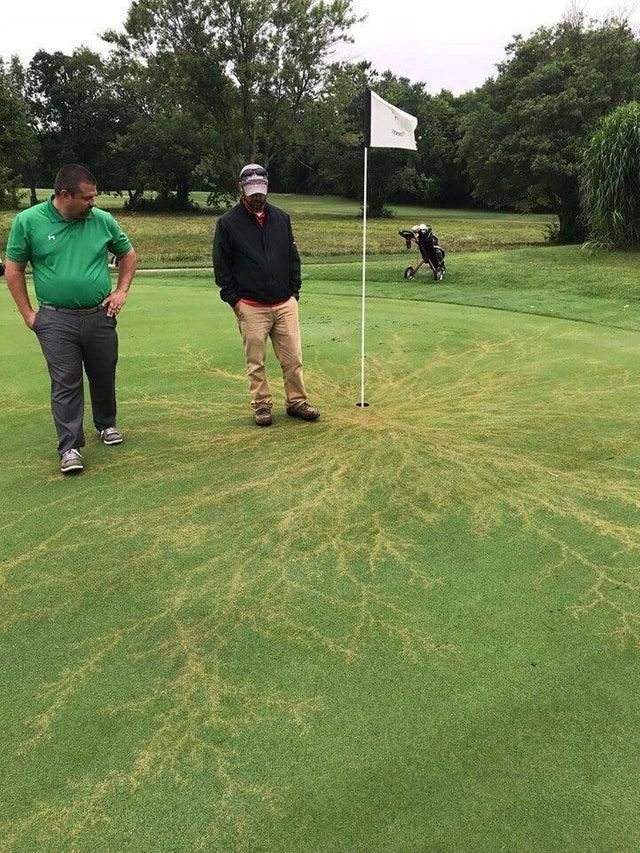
[4, 164, 137, 474]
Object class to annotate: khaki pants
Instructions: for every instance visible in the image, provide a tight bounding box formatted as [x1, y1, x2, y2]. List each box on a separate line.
[236, 297, 307, 410]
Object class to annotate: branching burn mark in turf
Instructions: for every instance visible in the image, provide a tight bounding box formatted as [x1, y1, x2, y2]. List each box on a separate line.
[2, 321, 640, 847]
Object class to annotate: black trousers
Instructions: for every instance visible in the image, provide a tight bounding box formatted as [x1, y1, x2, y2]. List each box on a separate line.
[33, 305, 118, 455]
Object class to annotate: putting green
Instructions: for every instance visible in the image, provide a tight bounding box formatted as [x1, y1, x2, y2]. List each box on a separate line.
[1, 267, 639, 851]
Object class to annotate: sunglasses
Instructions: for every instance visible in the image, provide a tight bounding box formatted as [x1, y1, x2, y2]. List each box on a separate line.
[240, 168, 268, 180]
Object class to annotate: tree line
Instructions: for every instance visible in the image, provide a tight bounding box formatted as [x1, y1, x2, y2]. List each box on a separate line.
[2, 1, 640, 244]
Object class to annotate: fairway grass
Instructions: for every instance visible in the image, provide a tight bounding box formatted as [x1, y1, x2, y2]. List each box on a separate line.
[1, 246, 639, 851]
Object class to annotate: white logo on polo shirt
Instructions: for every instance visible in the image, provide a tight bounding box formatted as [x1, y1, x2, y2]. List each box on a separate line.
[48, 235, 56, 240]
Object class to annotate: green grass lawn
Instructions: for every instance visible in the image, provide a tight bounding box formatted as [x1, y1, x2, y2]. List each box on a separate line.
[1, 244, 639, 851]
[1, 192, 551, 267]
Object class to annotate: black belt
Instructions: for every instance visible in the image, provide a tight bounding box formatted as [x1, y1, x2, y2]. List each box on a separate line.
[40, 304, 104, 315]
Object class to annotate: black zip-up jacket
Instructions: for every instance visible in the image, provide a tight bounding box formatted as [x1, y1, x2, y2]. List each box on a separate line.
[213, 202, 301, 306]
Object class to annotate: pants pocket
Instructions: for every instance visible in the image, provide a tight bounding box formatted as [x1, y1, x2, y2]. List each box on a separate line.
[102, 308, 117, 328]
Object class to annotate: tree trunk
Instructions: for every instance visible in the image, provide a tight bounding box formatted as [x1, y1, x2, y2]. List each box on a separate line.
[237, 76, 256, 162]
[367, 198, 388, 218]
[557, 204, 586, 244]
[176, 177, 190, 209]
[556, 183, 586, 244]
[126, 189, 143, 209]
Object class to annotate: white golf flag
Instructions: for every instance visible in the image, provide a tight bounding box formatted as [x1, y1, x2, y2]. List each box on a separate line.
[366, 90, 418, 151]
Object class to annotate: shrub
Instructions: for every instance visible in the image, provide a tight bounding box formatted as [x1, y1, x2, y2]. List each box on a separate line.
[581, 102, 640, 248]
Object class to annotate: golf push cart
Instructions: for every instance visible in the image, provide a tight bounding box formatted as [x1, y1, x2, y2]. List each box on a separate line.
[398, 224, 446, 282]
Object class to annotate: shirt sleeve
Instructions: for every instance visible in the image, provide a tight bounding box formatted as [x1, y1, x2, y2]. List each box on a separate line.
[106, 215, 133, 257]
[5, 215, 30, 263]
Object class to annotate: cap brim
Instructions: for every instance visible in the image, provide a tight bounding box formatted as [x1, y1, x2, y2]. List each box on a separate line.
[242, 178, 268, 195]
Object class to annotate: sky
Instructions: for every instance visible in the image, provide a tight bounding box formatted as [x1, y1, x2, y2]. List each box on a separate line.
[2, 0, 637, 95]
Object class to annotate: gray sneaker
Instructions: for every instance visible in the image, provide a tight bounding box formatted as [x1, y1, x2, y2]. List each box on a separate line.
[100, 427, 123, 445]
[60, 449, 83, 474]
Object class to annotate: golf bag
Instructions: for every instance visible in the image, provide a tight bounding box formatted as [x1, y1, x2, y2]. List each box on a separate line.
[0, 258, 4, 277]
[399, 224, 446, 281]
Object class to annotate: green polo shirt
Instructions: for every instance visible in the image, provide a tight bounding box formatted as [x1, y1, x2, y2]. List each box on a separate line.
[6, 197, 132, 308]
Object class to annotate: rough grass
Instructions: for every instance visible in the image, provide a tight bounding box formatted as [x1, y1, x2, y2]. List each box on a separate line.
[1, 246, 639, 851]
[1, 191, 551, 267]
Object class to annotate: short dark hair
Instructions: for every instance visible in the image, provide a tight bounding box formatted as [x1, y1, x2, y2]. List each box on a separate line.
[54, 164, 97, 195]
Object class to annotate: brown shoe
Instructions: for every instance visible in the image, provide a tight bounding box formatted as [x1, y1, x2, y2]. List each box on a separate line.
[254, 406, 273, 426]
[286, 402, 320, 421]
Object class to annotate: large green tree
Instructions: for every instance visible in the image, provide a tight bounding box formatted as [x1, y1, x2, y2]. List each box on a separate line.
[0, 62, 37, 208]
[369, 74, 471, 212]
[103, 1, 240, 205]
[277, 62, 471, 216]
[110, 113, 216, 207]
[459, 14, 640, 243]
[278, 61, 368, 199]
[19, 49, 141, 195]
[104, 0, 359, 173]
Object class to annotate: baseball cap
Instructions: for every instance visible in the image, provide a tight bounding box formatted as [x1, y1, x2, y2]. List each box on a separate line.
[240, 163, 268, 196]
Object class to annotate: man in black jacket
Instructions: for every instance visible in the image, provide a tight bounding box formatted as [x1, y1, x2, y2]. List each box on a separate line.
[213, 164, 320, 426]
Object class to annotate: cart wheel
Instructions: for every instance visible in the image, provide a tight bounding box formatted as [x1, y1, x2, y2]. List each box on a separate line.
[404, 266, 415, 280]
